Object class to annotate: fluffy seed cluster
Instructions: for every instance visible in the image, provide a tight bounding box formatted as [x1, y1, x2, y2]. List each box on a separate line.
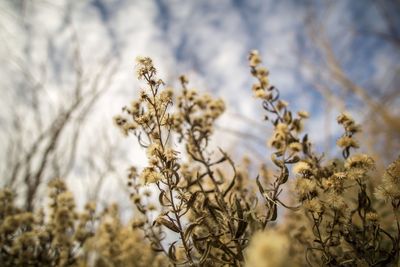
[376, 157, 400, 201]
[245, 230, 289, 267]
[336, 112, 361, 158]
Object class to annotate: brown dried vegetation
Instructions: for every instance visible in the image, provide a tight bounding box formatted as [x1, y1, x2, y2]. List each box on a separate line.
[1, 53, 399, 267]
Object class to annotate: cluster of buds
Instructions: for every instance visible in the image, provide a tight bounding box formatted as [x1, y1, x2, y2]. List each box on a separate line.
[376, 157, 400, 202]
[336, 112, 361, 158]
[249, 50, 272, 99]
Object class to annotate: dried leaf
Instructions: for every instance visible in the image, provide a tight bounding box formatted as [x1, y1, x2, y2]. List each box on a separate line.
[158, 190, 170, 207]
[155, 216, 180, 233]
[223, 177, 236, 197]
[199, 241, 212, 265]
[186, 191, 199, 209]
[168, 241, 178, 262]
[151, 242, 164, 252]
[256, 175, 265, 194]
[271, 153, 284, 168]
[235, 198, 248, 239]
[184, 222, 199, 243]
[279, 166, 289, 184]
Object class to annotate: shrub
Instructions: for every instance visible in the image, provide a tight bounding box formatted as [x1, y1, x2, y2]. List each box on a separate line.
[1, 52, 399, 266]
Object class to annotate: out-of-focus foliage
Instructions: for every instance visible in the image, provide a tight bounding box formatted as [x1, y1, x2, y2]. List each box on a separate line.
[1, 53, 399, 266]
[0, 179, 167, 267]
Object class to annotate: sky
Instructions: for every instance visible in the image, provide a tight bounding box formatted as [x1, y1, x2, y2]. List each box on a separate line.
[0, 0, 399, 209]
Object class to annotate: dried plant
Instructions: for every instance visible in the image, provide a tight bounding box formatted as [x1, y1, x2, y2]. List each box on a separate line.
[0, 179, 166, 267]
[1, 52, 399, 267]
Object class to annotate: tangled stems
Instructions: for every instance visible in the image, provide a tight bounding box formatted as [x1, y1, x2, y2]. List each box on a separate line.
[2, 52, 400, 267]
[249, 50, 400, 266]
[111, 53, 400, 267]
[178, 78, 245, 264]
[145, 70, 195, 266]
[118, 57, 257, 266]
[127, 59, 195, 265]
[249, 50, 307, 228]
